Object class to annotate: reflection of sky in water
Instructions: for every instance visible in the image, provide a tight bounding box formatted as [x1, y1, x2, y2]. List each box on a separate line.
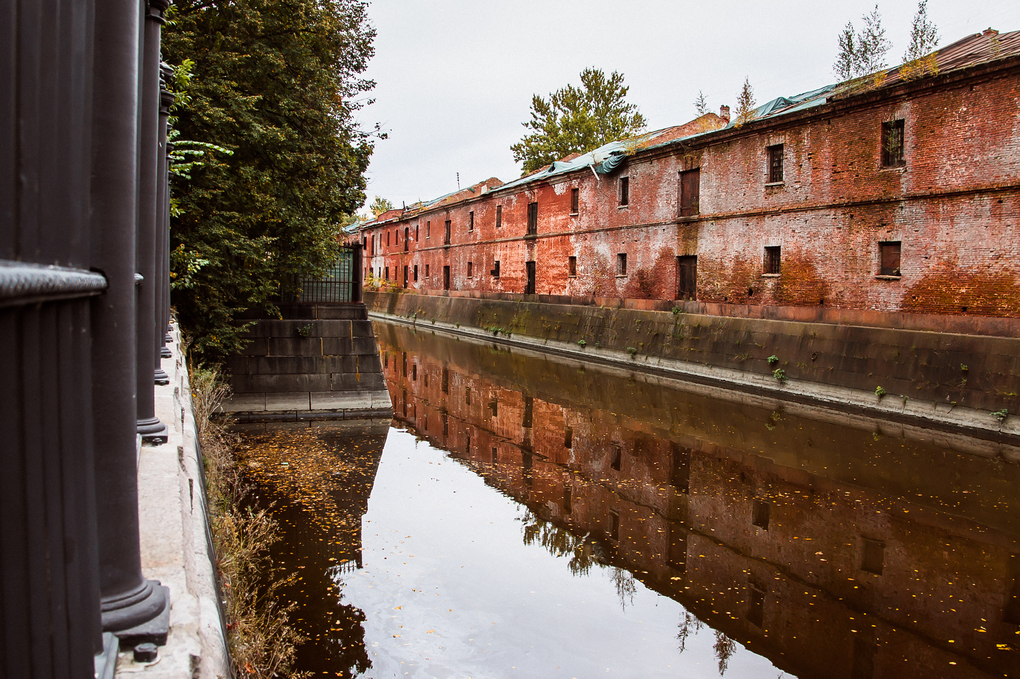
[334, 427, 786, 679]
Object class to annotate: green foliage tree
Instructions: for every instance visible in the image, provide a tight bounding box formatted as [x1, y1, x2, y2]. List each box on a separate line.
[163, 0, 377, 361]
[734, 77, 757, 125]
[833, 4, 892, 80]
[903, 0, 939, 61]
[511, 68, 646, 175]
[369, 196, 395, 217]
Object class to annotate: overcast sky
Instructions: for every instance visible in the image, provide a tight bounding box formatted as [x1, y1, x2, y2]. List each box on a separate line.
[356, 0, 1020, 211]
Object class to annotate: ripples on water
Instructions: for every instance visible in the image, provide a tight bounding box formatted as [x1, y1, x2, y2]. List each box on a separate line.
[235, 321, 1020, 678]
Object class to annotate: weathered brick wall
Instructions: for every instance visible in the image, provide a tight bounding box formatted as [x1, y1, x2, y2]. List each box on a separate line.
[362, 63, 1020, 323]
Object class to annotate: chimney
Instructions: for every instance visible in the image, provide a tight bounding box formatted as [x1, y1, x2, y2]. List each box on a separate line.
[983, 27, 998, 36]
[720, 105, 730, 122]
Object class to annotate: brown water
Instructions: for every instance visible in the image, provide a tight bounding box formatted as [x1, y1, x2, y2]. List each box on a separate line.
[236, 321, 1020, 678]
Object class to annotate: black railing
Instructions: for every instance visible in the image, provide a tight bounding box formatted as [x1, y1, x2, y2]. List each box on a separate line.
[2, 0, 176, 675]
[290, 245, 364, 304]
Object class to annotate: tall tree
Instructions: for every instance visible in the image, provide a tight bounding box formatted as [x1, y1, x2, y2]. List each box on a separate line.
[833, 5, 892, 80]
[163, 0, 377, 360]
[734, 77, 757, 126]
[903, 0, 939, 61]
[369, 196, 394, 217]
[511, 68, 646, 175]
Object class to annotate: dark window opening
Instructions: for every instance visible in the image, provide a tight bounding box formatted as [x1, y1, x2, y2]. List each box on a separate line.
[619, 176, 629, 206]
[444, 220, 451, 245]
[568, 256, 577, 277]
[415, 224, 419, 241]
[386, 232, 390, 246]
[426, 221, 430, 239]
[882, 119, 905, 167]
[467, 262, 473, 278]
[752, 500, 770, 530]
[670, 444, 690, 493]
[491, 260, 500, 278]
[442, 412, 448, 437]
[466, 434, 471, 454]
[522, 395, 533, 428]
[527, 202, 538, 235]
[747, 587, 765, 628]
[616, 253, 627, 276]
[861, 538, 885, 575]
[676, 255, 697, 301]
[395, 229, 399, 244]
[469, 211, 474, 232]
[413, 265, 418, 282]
[570, 188, 579, 214]
[385, 266, 389, 280]
[767, 143, 784, 183]
[667, 526, 687, 572]
[563, 485, 572, 514]
[764, 246, 781, 275]
[402, 352, 407, 377]
[404, 227, 409, 251]
[611, 446, 622, 471]
[491, 446, 498, 464]
[488, 399, 498, 417]
[441, 367, 449, 393]
[403, 265, 408, 288]
[495, 204, 502, 228]
[425, 263, 430, 277]
[880, 241, 901, 276]
[443, 265, 450, 290]
[465, 386, 471, 405]
[609, 510, 620, 540]
[525, 261, 536, 295]
[679, 168, 701, 217]
[412, 364, 417, 381]
[564, 426, 573, 449]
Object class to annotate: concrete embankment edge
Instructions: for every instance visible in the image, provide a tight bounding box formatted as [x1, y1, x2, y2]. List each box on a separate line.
[366, 292, 1020, 448]
[127, 323, 230, 677]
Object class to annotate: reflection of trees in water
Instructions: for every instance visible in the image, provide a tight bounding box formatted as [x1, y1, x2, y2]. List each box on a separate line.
[519, 509, 605, 576]
[676, 610, 703, 654]
[714, 629, 736, 676]
[610, 567, 636, 611]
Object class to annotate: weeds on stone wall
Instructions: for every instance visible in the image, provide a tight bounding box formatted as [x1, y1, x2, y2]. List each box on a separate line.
[190, 366, 307, 679]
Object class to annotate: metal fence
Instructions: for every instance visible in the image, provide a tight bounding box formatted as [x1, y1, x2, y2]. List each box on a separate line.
[2, 0, 175, 675]
[292, 245, 363, 304]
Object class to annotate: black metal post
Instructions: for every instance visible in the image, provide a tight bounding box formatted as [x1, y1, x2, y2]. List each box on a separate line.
[353, 244, 364, 303]
[135, 0, 169, 442]
[159, 66, 173, 360]
[89, 0, 169, 642]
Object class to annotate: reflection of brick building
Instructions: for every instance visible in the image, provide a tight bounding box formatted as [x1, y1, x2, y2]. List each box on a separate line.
[363, 31, 1020, 324]
[377, 323, 1020, 678]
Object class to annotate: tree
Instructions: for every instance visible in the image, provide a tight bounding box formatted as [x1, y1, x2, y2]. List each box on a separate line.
[511, 68, 646, 175]
[832, 5, 892, 80]
[734, 77, 757, 126]
[369, 196, 394, 218]
[903, 0, 939, 61]
[693, 90, 708, 116]
[163, 0, 377, 360]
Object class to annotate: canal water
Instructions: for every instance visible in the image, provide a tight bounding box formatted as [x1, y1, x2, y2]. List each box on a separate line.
[235, 320, 1020, 678]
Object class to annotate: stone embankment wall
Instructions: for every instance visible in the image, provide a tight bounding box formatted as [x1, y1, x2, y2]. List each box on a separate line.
[224, 303, 391, 419]
[365, 291, 1020, 434]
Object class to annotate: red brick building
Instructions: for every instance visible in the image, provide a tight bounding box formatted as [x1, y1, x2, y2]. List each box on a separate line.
[362, 30, 1020, 321]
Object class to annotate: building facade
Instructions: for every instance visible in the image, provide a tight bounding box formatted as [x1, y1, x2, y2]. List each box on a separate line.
[362, 30, 1020, 324]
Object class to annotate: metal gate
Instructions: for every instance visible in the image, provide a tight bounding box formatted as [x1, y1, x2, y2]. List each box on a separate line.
[296, 246, 363, 303]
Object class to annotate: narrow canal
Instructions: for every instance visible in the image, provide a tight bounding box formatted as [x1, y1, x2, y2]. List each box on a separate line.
[235, 321, 1020, 678]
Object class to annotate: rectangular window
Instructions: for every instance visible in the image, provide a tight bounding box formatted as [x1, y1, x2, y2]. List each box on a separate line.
[861, 538, 885, 575]
[570, 188, 579, 214]
[609, 509, 620, 540]
[752, 500, 770, 529]
[404, 227, 409, 252]
[426, 221, 430, 238]
[611, 446, 622, 471]
[469, 211, 474, 232]
[676, 255, 697, 301]
[467, 262, 473, 278]
[403, 265, 408, 288]
[616, 253, 627, 276]
[619, 176, 629, 206]
[465, 386, 471, 405]
[384, 266, 389, 280]
[495, 204, 502, 228]
[564, 426, 573, 449]
[395, 229, 399, 244]
[527, 202, 538, 235]
[386, 232, 390, 246]
[764, 246, 781, 275]
[413, 264, 418, 281]
[491, 260, 500, 278]
[679, 168, 700, 216]
[425, 263, 430, 277]
[563, 485, 572, 514]
[879, 241, 901, 276]
[443, 265, 450, 290]
[444, 220, 451, 245]
[415, 224, 419, 241]
[670, 444, 690, 493]
[767, 143, 784, 183]
[568, 256, 577, 277]
[882, 119, 905, 167]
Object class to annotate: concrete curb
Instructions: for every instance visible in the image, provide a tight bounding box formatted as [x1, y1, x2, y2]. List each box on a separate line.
[371, 311, 1020, 456]
[122, 322, 230, 678]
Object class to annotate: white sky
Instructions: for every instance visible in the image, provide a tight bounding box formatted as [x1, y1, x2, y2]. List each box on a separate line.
[356, 0, 1020, 211]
